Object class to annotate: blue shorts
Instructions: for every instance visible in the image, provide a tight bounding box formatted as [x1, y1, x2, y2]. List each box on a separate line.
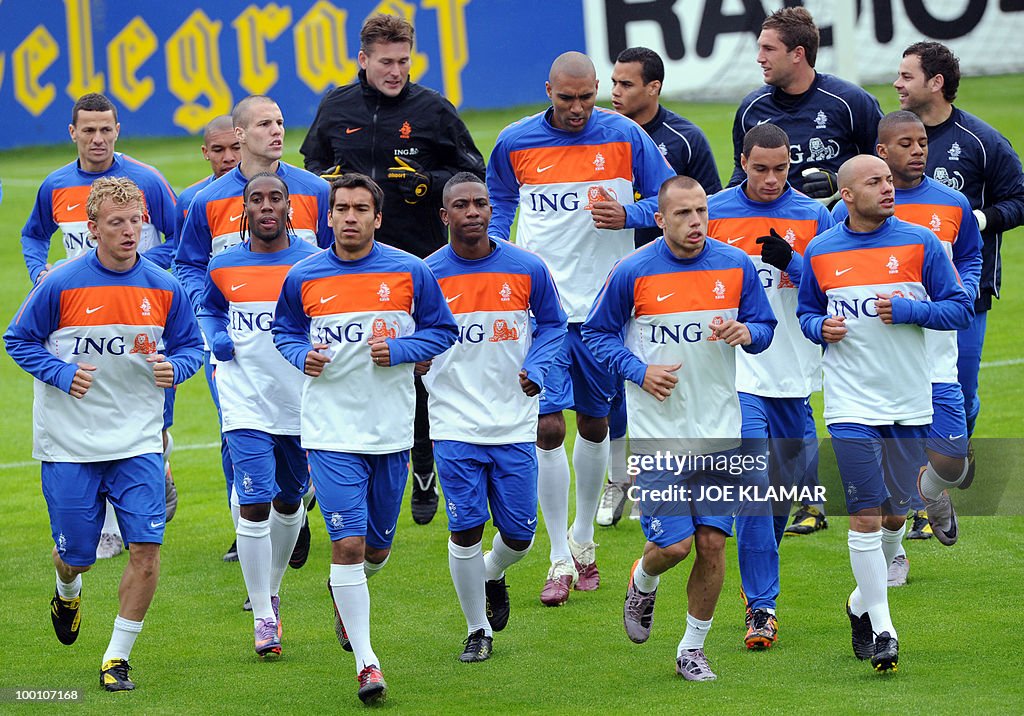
[162, 387, 175, 431]
[225, 429, 308, 506]
[928, 382, 969, 459]
[42, 454, 166, 567]
[740, 393, 820, 510]
[539, 323, 616, 418]
[634, 449, 746, 548]
[308, 450, 409, 549]
[608, 381, 628, 440]
[434, 441, 538, 541]
[827, 423, 927, 514]
[956, 310, 985, 431]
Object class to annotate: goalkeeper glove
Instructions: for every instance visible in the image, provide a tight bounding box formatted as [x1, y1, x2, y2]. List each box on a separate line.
[387, 156, 432, 204]
[320, 165, 345, 181]
[801, 167, 840, 206]
[755, 228, 794, 271]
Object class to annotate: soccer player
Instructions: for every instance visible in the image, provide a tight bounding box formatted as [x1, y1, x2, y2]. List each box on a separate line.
[798, 155, 972, 672]
[599, 45, 722, 527]
[301, 13, 487, 525]
[894, 41, 1024, 472]
[199, 173, 320, 658]
[708, 123, 834, 647]
[730, 8, 883, 204]
[424, 173, 567, 661]
[5, 176, 202, 691]
[833, 112, 982, 577]
[583, 176, 776, 681]
[273, 173, 457, 704]
[174, 114, 242, 562]
[21, 92, 181, 560]
[487, 51, 675, 605]
[175, 95, 332, 568]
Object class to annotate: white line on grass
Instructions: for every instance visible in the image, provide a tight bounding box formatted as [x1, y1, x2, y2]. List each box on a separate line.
[0, 441, 221, 471]
[980, 357, 1024, 369]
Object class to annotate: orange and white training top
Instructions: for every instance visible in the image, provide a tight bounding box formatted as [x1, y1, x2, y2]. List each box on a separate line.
[4, 251, 202, 462]
[487, 107, 674, 322]
[423, 240, 567, 444]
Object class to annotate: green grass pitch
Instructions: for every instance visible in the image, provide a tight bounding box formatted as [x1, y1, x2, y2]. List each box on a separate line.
[0, 76, 1022, 713]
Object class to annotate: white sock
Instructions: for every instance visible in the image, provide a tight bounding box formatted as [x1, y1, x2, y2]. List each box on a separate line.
[55, 571, 82, 600]
[236, 517, 274, 622]
[163, 431, 174, 461]
[102, 501, 121, 538]
[230, 486, 240, 531]
[537, 445, 572, 563]
[608, 437, 629, 486]
[484, 534, 532, 581]
[678, 613, 713, 653]
[102, 616, 143, 663]
[632, 556, 659, 594]
[881, 524, 906, 566]
[448, 540, 491, 637]
[269, 506, 304, 596]
[848, 530, 895, 639]
[330, 563, 378, 672]
[571, 434, 610, 545]
[364, 555, 389, 579]
[892, 544, 907, 565]
[919, 460, 968, 499]
[302, 484, 316, 509]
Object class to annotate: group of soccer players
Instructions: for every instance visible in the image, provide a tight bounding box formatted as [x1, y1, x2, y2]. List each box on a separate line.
[6, 6, 1024, 706]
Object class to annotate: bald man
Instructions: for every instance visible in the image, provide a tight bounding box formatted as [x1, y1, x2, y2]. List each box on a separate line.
[487, 52, 674, 606]
[799, 154, 972, 672]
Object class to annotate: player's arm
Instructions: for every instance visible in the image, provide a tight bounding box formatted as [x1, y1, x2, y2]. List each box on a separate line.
[733, 257, 777, 353]
[3, 280, 81, 392]
[885, 235, 973, 330]
[685, 126, 723, 195]
[198, 265, 234, 361]
[172, 199, 213, 312]
[520, 261, 569, 390]
[797, 250, 841, 345]
[314, 177, 335, 248]
[976, 133, 1024, 234]
[953, 198, 983, 303]
[419, 100, 486, 202]
[485, 139, 520, 241]
[139, 174, 179, 269]
[727, 105, 748, 188]
[580, 266, 647, 386]
[299, 96, 333, 176]
[623, 127, 675, 229]
[272, 270, 317, 372]
[21, 181, 59, 283]
[159, 282, 204, 384]
[388, 264, 459, 365]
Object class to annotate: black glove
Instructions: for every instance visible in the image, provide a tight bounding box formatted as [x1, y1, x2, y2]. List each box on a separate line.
[755, 228, 794, 271]
[387, 157, 432, 204]
[320, 164, 345, 182]
[800, 167, 840, 205]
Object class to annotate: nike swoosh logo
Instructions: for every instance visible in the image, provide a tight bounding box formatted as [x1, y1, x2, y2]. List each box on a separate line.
[757, 118, 772, 125]
[230, 213, 244, 222]
[656, 293, 674, 302]
[85, 305, 103, 314]
[384, 526, 395, 535]
[537, 164, 555, 173]
[320, 295, 337, 304]
[527, 517, 538, 526]
[67, 203, 81, 211]
[726, 236, 744, 244]
[445, 294, 462, 303]
[949, 433, 965, 440]
[231, 283, 247, 291]
[150, 521, 164, 529]
[835, 267, 854, 276]
[346, 127, 362, 134]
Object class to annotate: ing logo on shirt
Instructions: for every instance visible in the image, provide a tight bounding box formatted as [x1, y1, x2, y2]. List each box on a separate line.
[706, 315, 724, 341]
[807, 137, 840, 162]
[489, 319, 520, 342]
[371, 318, 398, 339]
[932, 167, 965, 191]
[129, 333, 158, 354]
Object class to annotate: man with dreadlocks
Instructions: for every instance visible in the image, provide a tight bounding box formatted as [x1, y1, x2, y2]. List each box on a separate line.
[199, 172, 321, 659]
[174, 95, 332, 574]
